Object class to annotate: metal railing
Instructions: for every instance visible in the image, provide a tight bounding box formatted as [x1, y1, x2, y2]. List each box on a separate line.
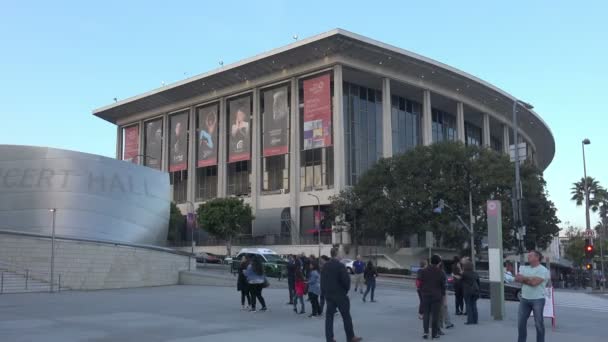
[0, 260, 65, 294]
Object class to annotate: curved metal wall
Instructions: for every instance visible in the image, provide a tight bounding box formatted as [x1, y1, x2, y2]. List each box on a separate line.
[0, 145, 171, 246]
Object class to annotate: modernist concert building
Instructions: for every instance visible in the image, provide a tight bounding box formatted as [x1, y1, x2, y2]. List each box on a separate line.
[94, 29, 555, 244]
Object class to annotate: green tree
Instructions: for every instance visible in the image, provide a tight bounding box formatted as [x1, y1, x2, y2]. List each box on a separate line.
[570, 177, 607, 213]
[564, 228, 586, 267]
[196, 197, 254, 256]
[167, 202, 185, 244]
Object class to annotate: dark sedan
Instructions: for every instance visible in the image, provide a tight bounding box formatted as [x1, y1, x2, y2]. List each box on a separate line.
[447, 276, 521, 301]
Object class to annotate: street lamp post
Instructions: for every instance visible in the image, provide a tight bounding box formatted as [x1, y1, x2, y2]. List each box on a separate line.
[512, 99, 534, 265]
[308, 193, 321, 258]
[582, 138, 595, 287]
[49, 208, 56, 293]
[435, 199, 475, 270]
[186, 201, 196, 271]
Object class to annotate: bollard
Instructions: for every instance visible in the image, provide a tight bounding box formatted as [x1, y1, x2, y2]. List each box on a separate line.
[1, 272, 3, 294]
[58, 274, 61, 292]
[25, 269, 29, 290]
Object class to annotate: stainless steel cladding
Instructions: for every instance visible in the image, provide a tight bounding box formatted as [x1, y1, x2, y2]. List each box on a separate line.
[0, 145, 171, 246]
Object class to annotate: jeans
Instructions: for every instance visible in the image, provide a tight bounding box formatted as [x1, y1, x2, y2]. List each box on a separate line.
[363, 279, 376, 301]
[439, 296, 452, 328]
[325, 295, 355, 342]
[421, 296, 441, 337]
[518, 298, 545, 342]
[309, 292, 321, 315]
[249, 283, 266, 310]
[465, 294, 478, 324]
[294, 295, 305, 313]
[288, 278, 295, 303]
[319, 294, 325, 315]
[240, 288, 251, 306]
[454, 283, 464, 313]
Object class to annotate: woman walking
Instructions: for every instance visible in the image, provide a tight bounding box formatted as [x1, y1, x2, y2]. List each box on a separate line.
[307, 261, 321, 317]
[462, 261, 480, 325]
[452, 256, 464, 315]
[237, 256, 251, 310]
[416, 259, 428, 320]
[293, 267, 306, 314]
[245, 257, 268, 312]
[362, 260, 378, 302]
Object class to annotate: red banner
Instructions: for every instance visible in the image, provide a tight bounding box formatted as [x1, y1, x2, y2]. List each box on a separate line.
[303, 74, 332, 150]
[169, 112, 189, 172]
[123, 125, 139, 163]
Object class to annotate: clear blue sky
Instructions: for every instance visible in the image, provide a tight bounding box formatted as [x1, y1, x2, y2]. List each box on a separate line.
[1, 0, 606, 232]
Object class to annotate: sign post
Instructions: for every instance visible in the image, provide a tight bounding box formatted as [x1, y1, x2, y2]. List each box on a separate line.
[487, 200, 504, 320]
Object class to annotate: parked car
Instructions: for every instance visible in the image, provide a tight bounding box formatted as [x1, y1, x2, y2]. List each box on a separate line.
[230, 248, 287, 278]
[341, 258, 355, 274]
[195, 252, 221, 264]
[447, 276, 522, 301]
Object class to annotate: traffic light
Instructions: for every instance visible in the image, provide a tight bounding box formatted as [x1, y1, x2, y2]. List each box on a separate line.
[586, 263, 593, 271]
[584, 239, 594, 257]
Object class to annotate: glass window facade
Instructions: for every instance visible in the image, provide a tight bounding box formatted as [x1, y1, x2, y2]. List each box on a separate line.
[170, 170, 187, 203]
[227, 95, 252, 196]
[491, 136, 502, 153]
[343, 82, 383, 185]
[431, 109, 457, 143]
[299, 74, 334, 191]
[260, 85, 290, 194]
[227, 160, 251, 196]
[196, 166, 218, 201]
[391, 95, 422, 154]
[465, 122, 482, 146]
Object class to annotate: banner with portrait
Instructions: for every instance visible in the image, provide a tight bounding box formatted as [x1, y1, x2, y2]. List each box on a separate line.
[228, 96, 251, 163]
[262, 86, 289, 157]
[144, 118, 163, 170]
[197, 104, 219, 167]
[303, 74, 332, 150]
[122, 125, 139, 163]
[169, 111, 189, 172]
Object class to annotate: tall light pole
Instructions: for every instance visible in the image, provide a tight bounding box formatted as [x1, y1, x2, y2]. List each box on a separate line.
[186, 201, 196, 270]
[308, 193, 321, 258]
[582, 138, 595, 287]
[512, 99, 534, 265]
[49, 208, 56, 293]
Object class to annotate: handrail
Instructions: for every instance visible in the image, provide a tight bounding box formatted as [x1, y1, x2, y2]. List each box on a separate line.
[0, 260, 62, 288]
[0, 228, 192, 257]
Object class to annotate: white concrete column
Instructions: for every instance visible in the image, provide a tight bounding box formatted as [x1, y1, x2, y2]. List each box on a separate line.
[422, 90, 433, 146]
[162, 114, 169, 173]
[116, 126, 122, 160]
[502, 124, 510, 155]
[186, 107, 196, 203]
[251, 89, 260, 211]
[382, 78, 393, 158]
[289, 77, 301, 244]
[456, 102, 466, 143]
[482, 113, 491, 148]
[217, 98, 227, 197]
[333, 65, 346, 190]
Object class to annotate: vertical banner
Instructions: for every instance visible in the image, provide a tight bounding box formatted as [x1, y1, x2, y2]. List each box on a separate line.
[169, 111, 189, 172]
[263, 86, 289, 156]
[197, 104, 219, 167]
[123, 125, 139, 163]
[228, 96, 251, 163]
[303, 74, 332, 150]
[144, 119, 163, 170]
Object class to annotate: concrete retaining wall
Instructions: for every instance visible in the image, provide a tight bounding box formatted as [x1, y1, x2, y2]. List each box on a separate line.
[0, 234, 194, 290]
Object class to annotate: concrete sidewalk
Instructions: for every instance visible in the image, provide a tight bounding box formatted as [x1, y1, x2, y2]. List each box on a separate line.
[0, 285, 604, 342]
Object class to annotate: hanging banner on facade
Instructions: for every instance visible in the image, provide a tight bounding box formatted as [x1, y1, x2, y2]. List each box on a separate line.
[197, 104, 219, 167]
[144, 119, 163, 170]
[303, 74, 332, 150]
[228, 96, 251, 163]
[263, 86, 289, 156]
[123, 125, 139, 163]
[169, 111, 188, 172]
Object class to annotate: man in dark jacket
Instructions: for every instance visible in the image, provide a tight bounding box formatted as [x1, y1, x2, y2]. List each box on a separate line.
[321, 248, 362, 342]
[418, 254, 446, 339]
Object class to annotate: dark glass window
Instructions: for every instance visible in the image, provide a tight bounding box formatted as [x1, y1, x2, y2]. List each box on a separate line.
[391, 95, 422, 154]
[343, 82, 383, 185]
[170, 170, 187, 203]
[465, 122, 482, 146]
[227, 160, 251, 196]
[195, 166, 218, 201]
[263, 154, 289, 193]
[491, 136, 503, 153]
[432, 109, 457, 143]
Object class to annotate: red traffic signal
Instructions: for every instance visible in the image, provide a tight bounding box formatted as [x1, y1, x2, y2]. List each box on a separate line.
[586, 245, 594, 253]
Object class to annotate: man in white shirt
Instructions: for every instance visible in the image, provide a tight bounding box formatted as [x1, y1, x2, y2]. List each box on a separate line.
[515, 250, 550, 342]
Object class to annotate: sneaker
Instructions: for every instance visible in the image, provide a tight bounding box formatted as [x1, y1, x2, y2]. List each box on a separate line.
[298, 310, 305, 315]
[370, 300, 376, 303]
[362, 297, 366, 302]
[308, 314, 317, 318]
[445, 324, 454, 329]
[250, 308, 257, 312]
[438, 330, 445, 336]
[260, 307, 268, 312]
[241, 305, 247, 311]
[422, 334, 428, 340]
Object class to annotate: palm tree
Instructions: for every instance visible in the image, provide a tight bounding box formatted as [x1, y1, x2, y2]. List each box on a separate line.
[570, 177, 607, 213]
